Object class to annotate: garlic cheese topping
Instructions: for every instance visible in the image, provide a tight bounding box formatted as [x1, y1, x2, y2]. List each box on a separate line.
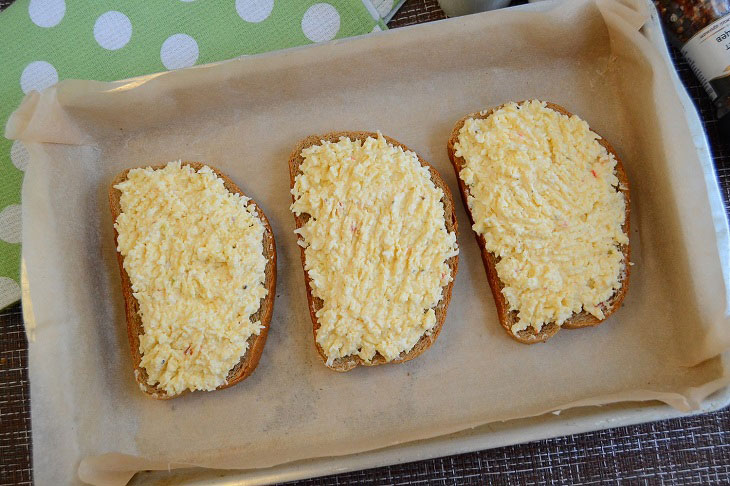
[454, 101, 628, 335]
[291, 134, 458, 365]
[114, 162, 268, 395]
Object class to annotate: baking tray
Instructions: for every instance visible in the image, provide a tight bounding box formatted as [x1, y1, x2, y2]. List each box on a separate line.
[18, 0, 730, 484]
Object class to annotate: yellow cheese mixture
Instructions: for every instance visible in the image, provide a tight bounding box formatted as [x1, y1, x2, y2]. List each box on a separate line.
[454, 100, 628, 335]
[291, 134, 458, 365]
[114, 162, 268, 395]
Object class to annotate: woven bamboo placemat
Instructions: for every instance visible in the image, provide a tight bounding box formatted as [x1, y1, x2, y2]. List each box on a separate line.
[1, 0, 729, 484]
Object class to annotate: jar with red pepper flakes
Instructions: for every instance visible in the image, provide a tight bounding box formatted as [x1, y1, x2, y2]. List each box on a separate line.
[654, 0, 730, 119]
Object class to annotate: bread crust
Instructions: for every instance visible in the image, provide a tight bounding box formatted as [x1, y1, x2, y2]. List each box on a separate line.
[289, 132, 459, 371]
[447, 101, 630, 344]
[109, 162, 277, 399]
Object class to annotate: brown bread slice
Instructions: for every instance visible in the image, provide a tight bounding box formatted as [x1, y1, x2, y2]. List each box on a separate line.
[447, 102, 630, 344]
[109, 162, 277, 399]
[289, 132, 459, 371]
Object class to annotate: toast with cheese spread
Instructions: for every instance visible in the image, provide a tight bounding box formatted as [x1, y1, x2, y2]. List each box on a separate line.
[289, 132, 459, 371]
[448, 101, 630, 344]
[110, 162, 276, 399]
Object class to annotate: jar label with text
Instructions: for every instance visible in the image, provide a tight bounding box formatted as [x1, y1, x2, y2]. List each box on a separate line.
[681, 15, 730, 101]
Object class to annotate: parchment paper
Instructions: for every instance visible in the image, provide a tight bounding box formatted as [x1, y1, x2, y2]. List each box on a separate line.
[6, 0, 730, 484]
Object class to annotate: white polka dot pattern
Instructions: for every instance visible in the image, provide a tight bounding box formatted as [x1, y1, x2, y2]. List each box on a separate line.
[94, 11, 132, 51]
[10, 141, 29, 172]
[160, 34, 199, 70]
[0, 277, 21, 309]
[302, 3, 341, 43]
[236, 0, 274, 23]
[28, 0, 65, 28]
[0, 205, 21, 244]
[372, 0, 395, 18]
[20, 61, 58, 94]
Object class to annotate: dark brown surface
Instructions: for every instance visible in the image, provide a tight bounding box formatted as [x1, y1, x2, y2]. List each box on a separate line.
[1, 0, 730, 484]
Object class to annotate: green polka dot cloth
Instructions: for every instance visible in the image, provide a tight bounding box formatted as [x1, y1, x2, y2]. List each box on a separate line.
[372, 0, 406, 21]
[0, 0, 391, 310]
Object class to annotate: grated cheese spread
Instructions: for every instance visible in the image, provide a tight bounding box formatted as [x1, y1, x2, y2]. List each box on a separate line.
[454, 100, 628, 335]
[291, 134, 458, 365]
[114, 161, 268, 395]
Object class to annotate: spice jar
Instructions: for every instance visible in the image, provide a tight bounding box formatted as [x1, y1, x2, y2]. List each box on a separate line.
[654, 0, 730, 119]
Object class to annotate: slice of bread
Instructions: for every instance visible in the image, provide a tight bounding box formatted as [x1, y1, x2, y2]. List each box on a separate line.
[447, 102, 630, 344]
[109, 162, 277, 399]
[289, 132, 459, 371]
